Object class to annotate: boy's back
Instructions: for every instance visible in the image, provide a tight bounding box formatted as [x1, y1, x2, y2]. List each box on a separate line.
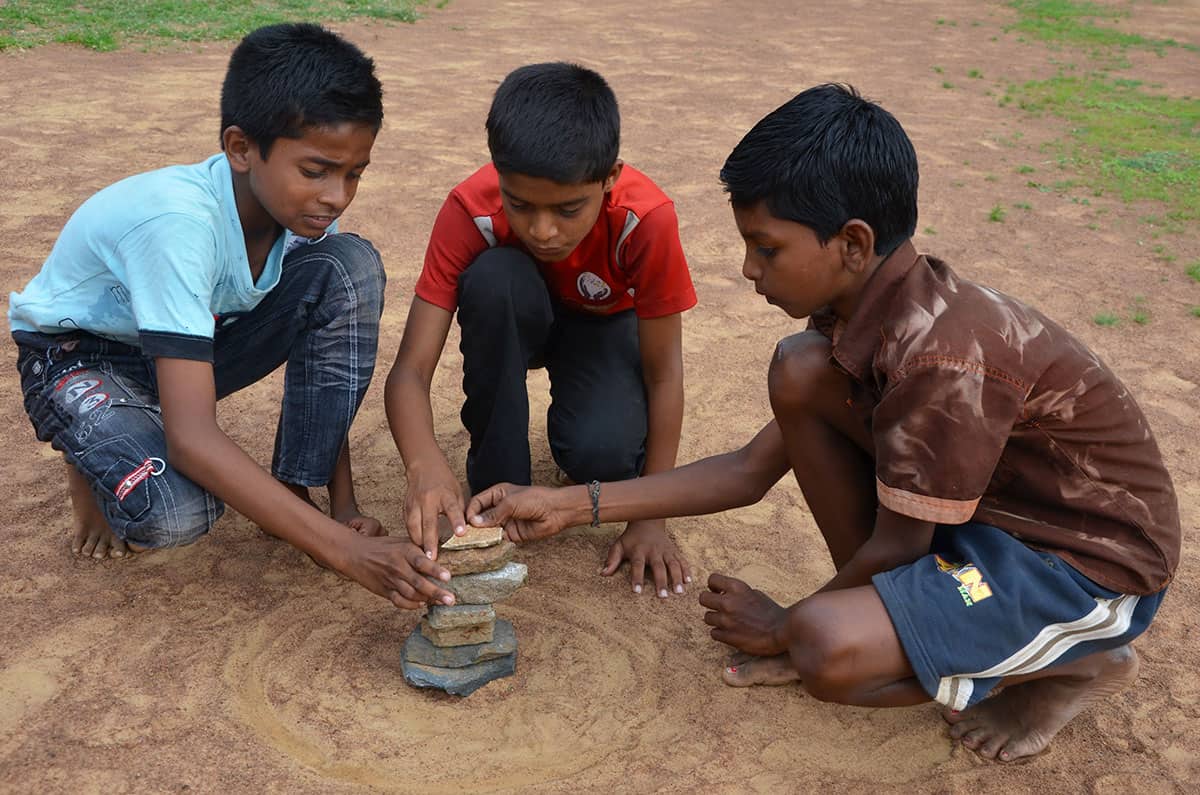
[811, 241, 1179, 595]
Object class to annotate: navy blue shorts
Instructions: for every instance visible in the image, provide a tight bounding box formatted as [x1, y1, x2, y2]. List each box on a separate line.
[872, 523, 1165, 711]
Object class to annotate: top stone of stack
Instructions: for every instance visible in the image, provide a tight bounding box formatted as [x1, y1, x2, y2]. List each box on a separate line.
[441, 526, 504, 551]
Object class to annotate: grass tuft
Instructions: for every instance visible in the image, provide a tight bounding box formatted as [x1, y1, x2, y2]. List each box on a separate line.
[1093, 312, 1120, 326]
[0, 0, 425, 51]
[989, 204, 1007, 222]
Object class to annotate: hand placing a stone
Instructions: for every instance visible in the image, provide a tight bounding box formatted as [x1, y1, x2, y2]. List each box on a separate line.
[467, 482, 576, 542]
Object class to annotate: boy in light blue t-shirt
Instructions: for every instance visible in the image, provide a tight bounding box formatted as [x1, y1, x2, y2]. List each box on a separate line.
[9, 23, 459, 611]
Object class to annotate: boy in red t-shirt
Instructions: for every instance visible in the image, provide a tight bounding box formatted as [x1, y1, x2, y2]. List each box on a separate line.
[384, 62, 697, 598]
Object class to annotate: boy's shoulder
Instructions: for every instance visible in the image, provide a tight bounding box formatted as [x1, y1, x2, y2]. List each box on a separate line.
[71, 154, 230, 241]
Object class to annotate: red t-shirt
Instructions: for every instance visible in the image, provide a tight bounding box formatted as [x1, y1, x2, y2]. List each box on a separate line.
[415, 163, 697, 318]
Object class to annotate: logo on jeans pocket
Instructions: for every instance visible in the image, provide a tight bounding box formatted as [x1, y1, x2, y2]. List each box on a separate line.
[576, 271, 612, 302]
[63, 378, 102, 403]
[79, 392, 110, 414]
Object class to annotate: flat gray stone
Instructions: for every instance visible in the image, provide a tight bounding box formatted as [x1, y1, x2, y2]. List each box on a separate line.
[403, 620, 516, 668]
[430, 561, 528, 605]
[402, 651, 517, 696]
[425, 603, 495, 630]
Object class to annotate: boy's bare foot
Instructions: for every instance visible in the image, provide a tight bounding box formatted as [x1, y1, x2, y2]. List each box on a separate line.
[66, 461, 131, 559]
[943, 645, 1139, 762]
[722, 651, 802, 687]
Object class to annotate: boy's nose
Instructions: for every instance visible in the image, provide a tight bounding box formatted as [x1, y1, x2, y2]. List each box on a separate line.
[321, 180, 352, 212]
[741, 252, 760, 281]
[529, 214, 558, 243]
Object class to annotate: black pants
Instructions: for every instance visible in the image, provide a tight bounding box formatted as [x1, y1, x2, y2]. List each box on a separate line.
[457, 247, 647, 493]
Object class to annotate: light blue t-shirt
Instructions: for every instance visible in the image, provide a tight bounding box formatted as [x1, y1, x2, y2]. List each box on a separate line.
[9, 153, 328, 361]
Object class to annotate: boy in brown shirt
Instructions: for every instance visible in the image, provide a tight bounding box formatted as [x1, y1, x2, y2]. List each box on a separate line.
[460, 84, 1180, 762]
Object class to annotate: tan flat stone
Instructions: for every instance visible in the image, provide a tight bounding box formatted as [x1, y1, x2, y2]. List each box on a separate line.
[421, 617, 495, 647]
[440, 539, 516, 575]
[425, 603, 495, 630]
[442, 526, 504, 550]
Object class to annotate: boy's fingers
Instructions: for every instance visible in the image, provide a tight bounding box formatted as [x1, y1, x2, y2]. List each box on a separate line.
[444, 500, 468, 537]
[409, 549, 451, 582]
[650, 559, 669, 597]
[629, 554, 646, 594]
[599, 541, 623, 576]
[707, 572, 745, 594]
[697, 590, 725, 611]
[667, 559, 685, 593]
[389, 591, 424, 610]
[420, 505, 440, 560]
[680, 557, 694, 585]
[466, 485, 502, 520]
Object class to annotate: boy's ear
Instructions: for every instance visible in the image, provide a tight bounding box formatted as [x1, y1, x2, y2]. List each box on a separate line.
[222, 126, 255, 174]
[603, 160, 624, 192]
[838, 219, 876, 274]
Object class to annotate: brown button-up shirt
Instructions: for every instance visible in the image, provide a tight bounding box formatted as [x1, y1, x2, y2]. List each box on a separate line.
[812, 241, 1180, 595]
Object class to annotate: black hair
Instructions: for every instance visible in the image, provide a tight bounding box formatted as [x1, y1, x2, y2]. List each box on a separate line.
[220, 23, 383, 158]
[720, 84, 918, 256]
[486, 62, 620, 184]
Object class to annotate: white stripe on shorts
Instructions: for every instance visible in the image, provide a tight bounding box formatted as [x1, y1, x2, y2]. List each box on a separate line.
[935, 594, 1139, 711]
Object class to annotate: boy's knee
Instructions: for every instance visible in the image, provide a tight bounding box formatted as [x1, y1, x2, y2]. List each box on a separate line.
[458, 248, 543, 316]
[767, 330, 838, 410]
[784, 603, 857, 703]
[300, 233, 386, 318]
[109, 475, 222, 549]
[552, 425, 644, 483]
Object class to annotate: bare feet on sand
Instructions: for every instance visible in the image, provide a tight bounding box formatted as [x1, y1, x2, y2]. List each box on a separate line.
[721, 651, 802, 687]
[66, 461, 131, 559]
[944, 645, 1140, 762]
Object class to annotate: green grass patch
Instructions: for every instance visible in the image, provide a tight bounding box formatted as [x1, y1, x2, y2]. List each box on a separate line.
[0, 0, 425, 51]
[988, 204, 1007, 222]
[1186, 261, 1200, 283]
[1006, 0, 1194, 54]
[1093, 312, 1120, 326]
[1190, 306, 1200, 318]
[1011, 74, 1199, 221]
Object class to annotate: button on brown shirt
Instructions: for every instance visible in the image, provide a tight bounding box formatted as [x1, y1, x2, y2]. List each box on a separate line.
[812, 241, 1180, 595]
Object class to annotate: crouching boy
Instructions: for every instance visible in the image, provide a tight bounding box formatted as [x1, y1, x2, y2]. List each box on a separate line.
[9, 23, 457, 609]
[466, 84, 1180, 761]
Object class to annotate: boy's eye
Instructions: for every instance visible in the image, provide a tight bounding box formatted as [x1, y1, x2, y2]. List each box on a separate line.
[301, 168, 324, 179]
[756, 246, 777, 259]
[558, 207, 582, 218]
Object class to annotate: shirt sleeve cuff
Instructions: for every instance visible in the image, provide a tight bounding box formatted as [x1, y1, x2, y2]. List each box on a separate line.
[876, 478, 978, 524]
[139, 330, 214, 362]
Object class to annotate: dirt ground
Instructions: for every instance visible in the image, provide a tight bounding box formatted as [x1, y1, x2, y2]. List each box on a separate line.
[0, 0, 1197, 792]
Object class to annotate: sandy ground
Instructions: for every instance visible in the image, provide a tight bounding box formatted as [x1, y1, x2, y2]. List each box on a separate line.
[0, 0, 1197, 792]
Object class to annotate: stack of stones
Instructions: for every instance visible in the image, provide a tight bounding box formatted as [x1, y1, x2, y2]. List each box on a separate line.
[401, 526, 528, 696]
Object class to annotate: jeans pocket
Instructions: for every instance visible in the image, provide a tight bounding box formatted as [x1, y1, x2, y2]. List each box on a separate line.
[78, 439, 163, 524]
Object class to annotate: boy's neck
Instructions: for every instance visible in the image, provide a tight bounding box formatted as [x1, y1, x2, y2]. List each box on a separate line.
[230, 170, 283, 277]
[831, 239, 913, 323]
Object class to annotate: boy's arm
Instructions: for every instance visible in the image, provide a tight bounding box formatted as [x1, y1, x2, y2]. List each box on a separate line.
[470, 419, 791, 535]
[383, 296, 466, 558]
[700, 508, 935, 657]
[156, 357, 456, 608]
[599, 312, 690, 595]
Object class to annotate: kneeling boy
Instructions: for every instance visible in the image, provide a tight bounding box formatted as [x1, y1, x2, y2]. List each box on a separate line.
[466, 84, 1180, 761]
[10, 24, 457, 610]
[386, 63, 697, 597]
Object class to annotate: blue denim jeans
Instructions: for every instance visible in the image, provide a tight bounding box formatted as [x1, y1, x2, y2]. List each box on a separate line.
[13, 233, 385, 548]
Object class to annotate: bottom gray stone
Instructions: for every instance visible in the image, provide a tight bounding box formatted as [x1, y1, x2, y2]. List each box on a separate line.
[402, 651, 517, 697]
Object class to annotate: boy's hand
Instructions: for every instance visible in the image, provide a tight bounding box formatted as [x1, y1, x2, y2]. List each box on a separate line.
[468, 483, 572, 542]
[600, 519, 692, 597]
[404, 462, 467, 558]
[699, 573, 788, 657]
[338, 534, 457, 610]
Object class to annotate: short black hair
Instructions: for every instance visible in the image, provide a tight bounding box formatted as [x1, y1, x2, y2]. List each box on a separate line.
[220, 23, 383, 158]
[720, 84, 918, 256]
[486, 62, 620, 184]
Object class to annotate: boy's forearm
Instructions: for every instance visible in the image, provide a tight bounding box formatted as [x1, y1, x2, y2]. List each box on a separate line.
[168, 421, 353, 566]
[642, 376, 683, 476]
[385, 367, 451, 476]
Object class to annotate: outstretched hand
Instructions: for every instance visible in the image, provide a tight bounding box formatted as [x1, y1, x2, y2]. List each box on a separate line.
[468, 483, 573, 542]
[404, 464, 467, 559]
[600, 519, 692, 597]
[338, 534, 458, 610]
[698, 573, 789, 657]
